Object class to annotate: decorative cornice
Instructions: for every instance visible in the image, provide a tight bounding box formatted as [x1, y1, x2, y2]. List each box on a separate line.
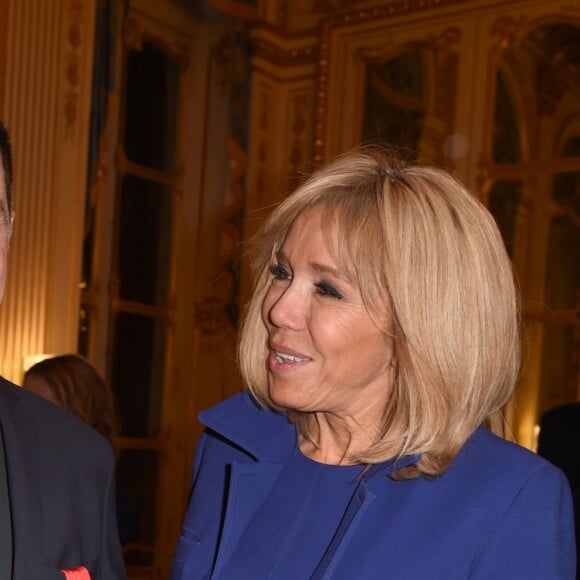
[251, 36, 317, 67]
[321, 0, 472, 28]
[204, 0, 259, 21]
[314, 0, 350, 12]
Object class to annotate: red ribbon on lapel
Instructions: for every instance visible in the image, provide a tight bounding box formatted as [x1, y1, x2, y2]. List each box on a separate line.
[61, 566, 91, 579]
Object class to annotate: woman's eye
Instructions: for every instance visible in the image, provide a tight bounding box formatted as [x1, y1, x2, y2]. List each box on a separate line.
[269, 264, 291, 280]
[315, 282, 343, 299]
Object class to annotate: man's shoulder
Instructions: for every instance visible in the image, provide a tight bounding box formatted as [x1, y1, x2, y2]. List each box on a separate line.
[0, 376, 112, 460]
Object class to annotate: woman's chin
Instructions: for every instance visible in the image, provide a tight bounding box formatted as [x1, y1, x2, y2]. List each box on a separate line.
[268, 383, 301, 411]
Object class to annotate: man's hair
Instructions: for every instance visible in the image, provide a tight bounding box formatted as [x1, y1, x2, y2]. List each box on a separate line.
[238, 146, 520, 478]
[0, 120, 13, 214]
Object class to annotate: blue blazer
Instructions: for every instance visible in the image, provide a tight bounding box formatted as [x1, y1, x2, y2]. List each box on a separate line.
[0, 377, 126, 579]
[172, 392, 576, 579]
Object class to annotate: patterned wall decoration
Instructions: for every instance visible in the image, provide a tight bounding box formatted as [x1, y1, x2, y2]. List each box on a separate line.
[254, 81, 272, 210]
[286, 89, 315, 189]
[64, 0, 85, 137]
[221, 25, 253, 329]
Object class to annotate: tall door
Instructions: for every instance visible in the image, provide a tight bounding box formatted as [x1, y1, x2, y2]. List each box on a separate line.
[79, 2, 232, 576]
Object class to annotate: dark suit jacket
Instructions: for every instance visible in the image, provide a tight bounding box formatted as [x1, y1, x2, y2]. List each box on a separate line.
[538, 402, 580, 578]
[0, 377, 126, 579]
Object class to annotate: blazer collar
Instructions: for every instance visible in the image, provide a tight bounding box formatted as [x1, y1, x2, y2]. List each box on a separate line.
[199, 391, 420, 477]
[199, 391, 296, 462]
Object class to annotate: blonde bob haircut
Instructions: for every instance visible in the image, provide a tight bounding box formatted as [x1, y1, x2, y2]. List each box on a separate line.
[238, 146, 520, 477]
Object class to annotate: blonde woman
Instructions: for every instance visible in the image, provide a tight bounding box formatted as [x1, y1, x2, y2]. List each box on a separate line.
[172, 147, 576, 579]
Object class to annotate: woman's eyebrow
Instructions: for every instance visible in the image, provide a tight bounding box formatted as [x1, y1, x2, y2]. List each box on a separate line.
[275, 250, 352, 282]
[311, 262, 350, 282]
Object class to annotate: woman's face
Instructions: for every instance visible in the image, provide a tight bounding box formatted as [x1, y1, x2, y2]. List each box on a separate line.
[261, 206, 396, 424]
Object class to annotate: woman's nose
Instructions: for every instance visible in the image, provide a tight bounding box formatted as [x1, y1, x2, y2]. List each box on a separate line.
[267, 284, 306, 330]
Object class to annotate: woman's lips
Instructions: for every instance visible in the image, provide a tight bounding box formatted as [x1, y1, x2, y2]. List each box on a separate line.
[268, 345, 311, 372]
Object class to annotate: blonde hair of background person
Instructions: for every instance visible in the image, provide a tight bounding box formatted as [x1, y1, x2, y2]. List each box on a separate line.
[24, 353, 118, 446]
[239, 147, 520, 477]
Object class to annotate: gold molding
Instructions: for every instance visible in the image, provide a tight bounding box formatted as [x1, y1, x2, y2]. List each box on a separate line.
[430, 28, 461, 130]
[64, 0, 84, 138]
[322, 0, 472, 25]
[251, 36, 316, 68]
[123, 17, 190, 72]
[287, 89, 314, 183]
[490, 16, 528, 50]
[255, 81, 272, 206]
[204, 0, 259, 21]
[314, 0, 350, 12]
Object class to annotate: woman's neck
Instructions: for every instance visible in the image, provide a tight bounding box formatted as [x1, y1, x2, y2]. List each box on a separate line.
[298, 410, 381, 465]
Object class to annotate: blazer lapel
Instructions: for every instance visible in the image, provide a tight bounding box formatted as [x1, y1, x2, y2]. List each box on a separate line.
[0, 422, 12, 580]
[310, 479, 376, 580]
[211, 461, 284, 579]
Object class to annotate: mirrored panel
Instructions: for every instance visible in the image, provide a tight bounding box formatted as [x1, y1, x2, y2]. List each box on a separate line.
[125, 41, 180, 172]
[362, 48, 426, 158]
[111, 312, 167, 438]
[118, 175, 173, 307]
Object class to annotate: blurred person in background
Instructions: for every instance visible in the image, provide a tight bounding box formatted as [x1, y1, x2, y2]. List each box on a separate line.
[24, 353, 138, 547]
[24, 354, 117, 447]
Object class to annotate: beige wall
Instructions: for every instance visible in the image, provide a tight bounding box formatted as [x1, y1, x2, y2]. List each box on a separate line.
[0, 0, 96, 383]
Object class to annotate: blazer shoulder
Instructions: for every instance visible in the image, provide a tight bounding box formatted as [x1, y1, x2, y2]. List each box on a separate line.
[452, 428, 568, 491]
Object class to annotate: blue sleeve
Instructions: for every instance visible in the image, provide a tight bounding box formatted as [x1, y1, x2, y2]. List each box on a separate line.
[472, 463, 576, 579]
